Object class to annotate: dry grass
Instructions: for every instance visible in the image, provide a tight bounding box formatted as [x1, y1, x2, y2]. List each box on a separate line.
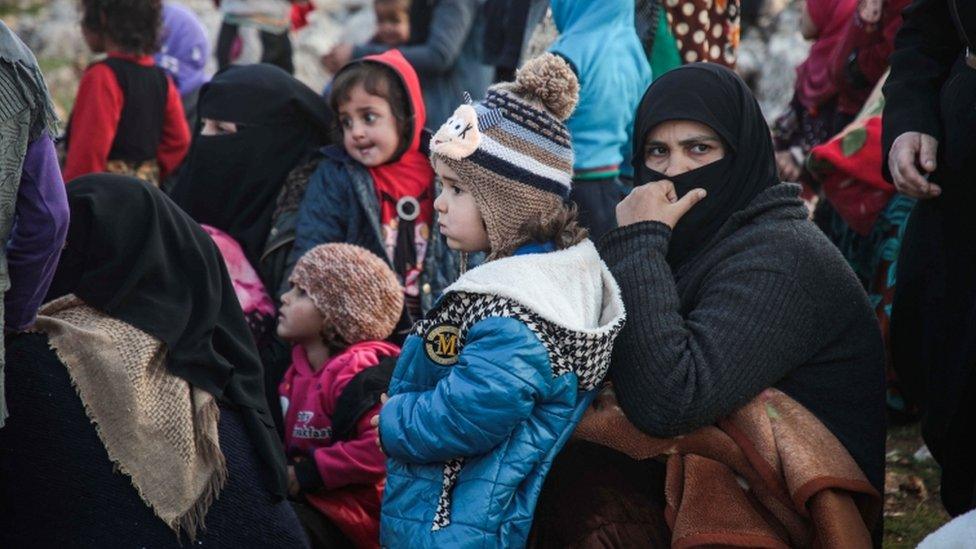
[883, 422, 951, 547]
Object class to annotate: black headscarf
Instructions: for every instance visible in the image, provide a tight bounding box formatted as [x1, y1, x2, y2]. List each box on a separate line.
[632, 63, 780, 269]
[169, 63, 332, 265]
[47, 174, 287, 497]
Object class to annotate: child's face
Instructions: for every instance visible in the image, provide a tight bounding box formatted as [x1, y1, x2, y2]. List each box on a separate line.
[277, 285, 325, 343]
[433, 159, 490, 254]
[374, 3, 410, 47]
[338, 83, 401, 167]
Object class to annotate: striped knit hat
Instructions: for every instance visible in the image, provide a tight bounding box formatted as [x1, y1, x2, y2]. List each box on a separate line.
[430, 53, 579, 259]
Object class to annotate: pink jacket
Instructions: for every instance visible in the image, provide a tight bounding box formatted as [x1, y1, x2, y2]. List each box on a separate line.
[279, 340, 399, 548]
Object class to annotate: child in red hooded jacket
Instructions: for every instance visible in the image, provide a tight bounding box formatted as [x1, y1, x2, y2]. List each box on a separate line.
[288, 49, 455, 340]
[278, 243, 403, 548]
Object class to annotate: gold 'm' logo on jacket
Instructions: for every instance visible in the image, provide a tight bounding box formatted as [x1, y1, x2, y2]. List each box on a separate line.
[424, 323, 461, 365]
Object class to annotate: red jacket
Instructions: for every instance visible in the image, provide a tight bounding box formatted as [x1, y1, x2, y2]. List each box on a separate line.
[830, 0, 911, 115]
[279, 340, 398, 548]
[63, 53, 189, 182]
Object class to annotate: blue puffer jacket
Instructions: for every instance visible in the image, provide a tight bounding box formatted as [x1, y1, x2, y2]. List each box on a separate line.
[286, 145, 468, 313]
[379, 241, 626, 548]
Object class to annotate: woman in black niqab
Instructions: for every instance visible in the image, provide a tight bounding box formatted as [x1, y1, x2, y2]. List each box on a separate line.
[47, 174, 287, 498]
[169, 63, 332, 265]
[631, 62, 780, 269]
[530, 65, 886, 546]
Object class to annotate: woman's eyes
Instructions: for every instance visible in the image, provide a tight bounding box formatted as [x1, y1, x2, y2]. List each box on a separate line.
[340, 117, 353, 129]
[364, 113, 378, 123]
[646, 143, 713, 157]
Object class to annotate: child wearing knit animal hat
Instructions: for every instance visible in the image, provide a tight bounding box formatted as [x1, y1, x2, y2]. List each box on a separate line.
[375, 53, 627, 547]
[277, 243, 403, 548]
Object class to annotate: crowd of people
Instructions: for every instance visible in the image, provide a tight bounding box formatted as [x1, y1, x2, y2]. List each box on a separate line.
[0, 0, 974, 547]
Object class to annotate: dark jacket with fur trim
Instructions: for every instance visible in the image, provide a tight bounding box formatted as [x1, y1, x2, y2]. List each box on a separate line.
[284, 145, 465, 316]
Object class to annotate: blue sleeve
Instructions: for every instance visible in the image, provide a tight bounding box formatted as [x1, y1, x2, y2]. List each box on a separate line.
[353, 0, 477, 74]
[379, 316, 552, 464]
[283, 162, 347, 290]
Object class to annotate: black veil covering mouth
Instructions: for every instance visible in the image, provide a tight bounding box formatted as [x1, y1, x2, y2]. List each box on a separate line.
[169, 63, 333, 266]
[631, 63, 779, 269]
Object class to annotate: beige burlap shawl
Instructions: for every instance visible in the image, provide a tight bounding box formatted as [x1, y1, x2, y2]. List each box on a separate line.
[33, 295, 227, 540]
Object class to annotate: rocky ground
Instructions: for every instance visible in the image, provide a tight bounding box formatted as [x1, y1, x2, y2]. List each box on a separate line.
[737, 0, 810, 120]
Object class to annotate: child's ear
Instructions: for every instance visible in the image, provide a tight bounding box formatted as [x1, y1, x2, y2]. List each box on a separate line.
[320, 323, 347, 350]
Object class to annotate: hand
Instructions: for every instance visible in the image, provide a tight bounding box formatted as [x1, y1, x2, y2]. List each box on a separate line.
[615, 180, 706, 229]
[287, 465, 300, 497]
[889, 132, 941, 199]
[857, 0, 883, 24]
[775, 150, 802, 182]
[322, 43, 354, 73]
[370, 393, 389, 452]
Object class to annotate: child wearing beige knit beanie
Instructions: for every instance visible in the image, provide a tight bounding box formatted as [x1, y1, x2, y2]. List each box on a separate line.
[375, 53, 627, 547]
[276, 243, 403, 546]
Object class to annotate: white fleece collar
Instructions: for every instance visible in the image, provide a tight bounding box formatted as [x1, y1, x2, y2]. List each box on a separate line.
[444, 240, 625, 334]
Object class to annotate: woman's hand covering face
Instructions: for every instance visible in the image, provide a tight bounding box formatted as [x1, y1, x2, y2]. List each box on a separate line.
[616, 180, 707, 229]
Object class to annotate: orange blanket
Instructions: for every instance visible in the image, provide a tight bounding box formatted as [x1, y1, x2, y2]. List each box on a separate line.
[574, 387, 881, 548]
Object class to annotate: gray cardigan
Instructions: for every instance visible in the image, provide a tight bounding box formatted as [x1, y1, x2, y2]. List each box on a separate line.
[599, 183, 887, 492]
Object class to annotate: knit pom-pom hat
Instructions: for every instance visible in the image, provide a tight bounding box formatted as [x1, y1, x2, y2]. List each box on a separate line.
[429, 53, 580, 260]
[289, 243, 404, 344]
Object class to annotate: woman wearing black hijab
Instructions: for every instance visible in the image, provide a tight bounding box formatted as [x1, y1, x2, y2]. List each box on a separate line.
[530, 64, 887, 545]
[170, 63, 331, 267]
[0, 175, 307, 547]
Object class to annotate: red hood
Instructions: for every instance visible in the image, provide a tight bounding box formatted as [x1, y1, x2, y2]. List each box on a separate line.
[362, 49, 426, 153]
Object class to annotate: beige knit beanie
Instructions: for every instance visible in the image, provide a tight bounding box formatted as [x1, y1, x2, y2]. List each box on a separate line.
[429, 53, 580, 260]
[289, 243, 404, 344]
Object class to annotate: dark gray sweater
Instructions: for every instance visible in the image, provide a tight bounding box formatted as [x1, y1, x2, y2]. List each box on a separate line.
[599, 183, 886, 492]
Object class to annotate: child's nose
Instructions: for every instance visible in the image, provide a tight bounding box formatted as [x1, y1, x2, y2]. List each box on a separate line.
[433, 191, 447, 213]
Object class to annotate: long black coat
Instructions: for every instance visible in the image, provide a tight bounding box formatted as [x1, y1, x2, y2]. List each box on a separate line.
[881, 0, 976, 516]
[0, 333, 310, 547]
